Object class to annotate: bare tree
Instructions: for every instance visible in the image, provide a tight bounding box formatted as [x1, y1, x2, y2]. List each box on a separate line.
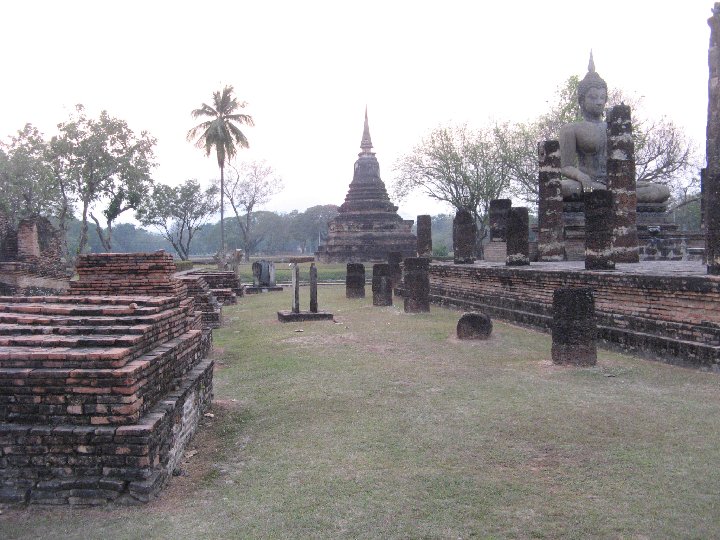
[393, 124, 510, 256]
[223, 160, 283, 261]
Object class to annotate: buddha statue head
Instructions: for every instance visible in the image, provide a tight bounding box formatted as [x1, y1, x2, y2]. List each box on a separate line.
[577, 52, 608, 120]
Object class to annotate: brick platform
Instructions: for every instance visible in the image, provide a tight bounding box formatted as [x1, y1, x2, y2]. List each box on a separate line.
[398, 260, 720, 369]
[176, 275, 222, 329]
[70, 252, 187, 298]
[0, 252, 213, 504]
[185, 271, 244, 305]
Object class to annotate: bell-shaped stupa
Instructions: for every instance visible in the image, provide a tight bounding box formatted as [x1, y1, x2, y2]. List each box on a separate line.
[316, 109, 416, 262]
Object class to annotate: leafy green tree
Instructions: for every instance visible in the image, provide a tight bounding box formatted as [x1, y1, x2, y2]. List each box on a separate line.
[187, 86, 254, 258]
[49, 105, 156, 254]
[292, 204, 339, 253]
[393, 124, 511, 256]
[0, 124, 58, 223]
[136, 179, 219, 260]
[111, 223, 172, 253]
[222, 160, 283, 260]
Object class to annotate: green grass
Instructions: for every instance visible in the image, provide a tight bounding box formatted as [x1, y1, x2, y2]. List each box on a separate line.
[3, 286, 720, 538]
[194, 261, 352, 284]
[239, 262, 357, 284]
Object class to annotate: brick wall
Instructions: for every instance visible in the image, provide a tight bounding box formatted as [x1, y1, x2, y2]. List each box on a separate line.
[417, 262, 720, 369]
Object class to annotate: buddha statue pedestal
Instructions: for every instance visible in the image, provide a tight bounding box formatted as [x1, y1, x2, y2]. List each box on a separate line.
[559, 200, 686, 261]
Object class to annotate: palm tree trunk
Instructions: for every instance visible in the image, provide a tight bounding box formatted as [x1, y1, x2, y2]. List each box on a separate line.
[220, 163, 226, 257]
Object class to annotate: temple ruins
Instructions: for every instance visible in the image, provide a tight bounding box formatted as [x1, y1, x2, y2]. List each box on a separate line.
[315, 109, 416, 262]
[0, 213, 69, 296]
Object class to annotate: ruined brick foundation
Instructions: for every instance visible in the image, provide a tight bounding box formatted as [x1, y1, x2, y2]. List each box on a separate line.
[398, 261, 720, 369]
[0, 252, 213, 504]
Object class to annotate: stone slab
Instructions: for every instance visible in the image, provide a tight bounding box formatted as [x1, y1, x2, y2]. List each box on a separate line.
[277, 311, 334, 322]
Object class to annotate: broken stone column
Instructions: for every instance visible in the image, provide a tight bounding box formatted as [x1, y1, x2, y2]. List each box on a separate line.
[537, 141, 565, 261]
[707, 5, 720, 274]
[489, 199, 512, 241]
[403, 257, 430, 313]
[551, 287, 597, 366]
[417, 215, 432, 257]
[456, 312, 492, 340]
[309, 263, 318, 313]
[291, 263, 300, 313]
[372, 263, 393, 306]
[453, 209, 476, 264]
[506, 207, 530, 266]
[388, 251, 402, 289]
[606, 104, 639, 263]
[346, 263, 365, 298]
[584, 190, 615, 271]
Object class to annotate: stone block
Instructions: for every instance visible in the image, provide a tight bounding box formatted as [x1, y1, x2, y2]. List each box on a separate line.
[456, 312, 492, 340]
[551, 288, 597, 366]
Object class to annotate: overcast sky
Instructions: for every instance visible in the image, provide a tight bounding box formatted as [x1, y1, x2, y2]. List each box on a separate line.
[0, 1, 712, 220]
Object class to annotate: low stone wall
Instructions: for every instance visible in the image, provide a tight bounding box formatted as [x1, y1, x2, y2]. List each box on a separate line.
[0, 262, 69, 295]
[406, 261, 720, 369]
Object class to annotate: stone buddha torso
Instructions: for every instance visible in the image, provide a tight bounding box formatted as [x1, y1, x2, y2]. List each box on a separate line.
[565, 120, 607, 183]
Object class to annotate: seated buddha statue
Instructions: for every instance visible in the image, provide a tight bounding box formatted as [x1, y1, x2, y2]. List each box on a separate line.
[559, 54, 670, 204]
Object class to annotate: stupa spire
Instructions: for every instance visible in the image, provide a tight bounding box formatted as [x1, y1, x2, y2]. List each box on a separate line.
[360, 106, 373, 154]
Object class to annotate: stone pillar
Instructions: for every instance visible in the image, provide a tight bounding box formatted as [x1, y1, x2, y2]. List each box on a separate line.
[291, 263, 300, 313]
[309, 263, 318, 313]
[551, 287, 597, 366]
[387, 251, 402, 289]
[506, 207, 529, 266]
[584, 190, 615, 271]
[707, 5, 720, 274]
[702, 168, 709, 264]
[708, 174, 720, 274]
[416, 215, 432, 258]
[403, 257, 430, 313]
[372, 263, 393, 306]
[269, 262, 276, 287]
[606, 105, 639, 263]
[346, 263, 365, 298]
[489, 199, 512, 241]
[537, 141, 565, 261]
[453, 209, 476, 264]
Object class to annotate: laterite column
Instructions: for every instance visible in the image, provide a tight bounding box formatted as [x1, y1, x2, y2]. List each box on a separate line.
[372, 263, 393, 306]
[707, 5, 720, 273]
[346, 263, 365, 298]
[309, 263, 318, 313]
[537, 140, 565, 261]
[403, 257, 430, 313]
[606, 104, 639, 263]
[551, 287, 597, 366]
[453, 209, 476, 264]
[417, 215, 432, 258]
[506, 207, 530, 266]
[584, 190, 615, 270]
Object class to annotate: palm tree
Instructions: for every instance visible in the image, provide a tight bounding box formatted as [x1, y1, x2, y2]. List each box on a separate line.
[187, 85, 254, 258]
